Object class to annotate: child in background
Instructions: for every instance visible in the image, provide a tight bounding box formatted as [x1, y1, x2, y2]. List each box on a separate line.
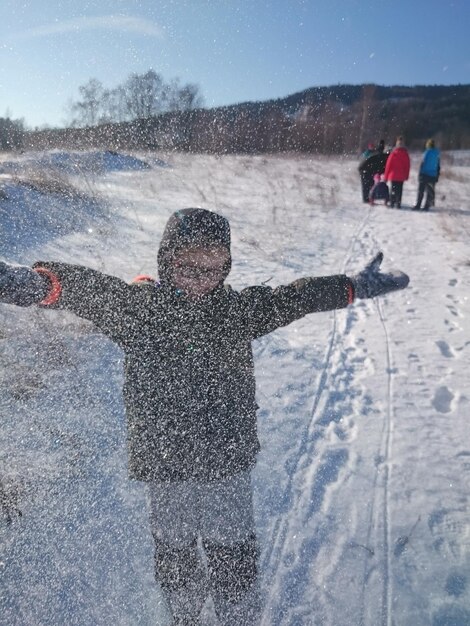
[384, 136, 411, 208]
[369, 173, 390, 206]
[0, 208, 409, 625]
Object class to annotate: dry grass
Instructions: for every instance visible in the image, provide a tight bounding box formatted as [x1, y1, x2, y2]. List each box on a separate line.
[441, 170, 467, 183]
[11, 168, 87, 199]
[439, 211, 470, 270]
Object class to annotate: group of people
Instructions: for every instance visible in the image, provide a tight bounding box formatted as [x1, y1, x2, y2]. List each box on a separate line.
[358, 137, 441, 210]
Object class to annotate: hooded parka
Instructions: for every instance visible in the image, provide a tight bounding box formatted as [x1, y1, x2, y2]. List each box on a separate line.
[34, 209, 354, 483]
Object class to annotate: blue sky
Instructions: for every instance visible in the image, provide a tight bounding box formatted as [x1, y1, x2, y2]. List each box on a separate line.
[1, 0, 469, 129]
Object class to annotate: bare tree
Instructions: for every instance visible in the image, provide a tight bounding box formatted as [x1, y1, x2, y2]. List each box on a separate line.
[70, 79, 105, 127]
[165, 80, 204, 112]
[357, 84, 376, 152]
[122, 70, 165, 119]
[67, 70, 204, 127]
[100, 86, 128, 123]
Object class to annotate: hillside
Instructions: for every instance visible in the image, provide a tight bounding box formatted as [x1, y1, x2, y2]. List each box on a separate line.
[1, 149, 470, 625]
[8, 83, 470, 154]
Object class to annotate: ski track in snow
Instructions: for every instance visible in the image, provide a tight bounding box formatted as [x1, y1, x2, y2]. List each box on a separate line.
[259, 204, 401, 626]
[1, 151, 470, 625]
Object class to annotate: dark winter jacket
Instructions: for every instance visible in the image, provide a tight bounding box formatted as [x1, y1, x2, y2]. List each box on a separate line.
[34, 262, 353, 482]
[33, 210, 354, 483]
[384, 147, 410, 182]
[358, 151, 388, 177]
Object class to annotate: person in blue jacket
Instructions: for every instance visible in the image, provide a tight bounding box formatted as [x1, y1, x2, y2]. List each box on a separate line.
[413, 139, 441, 211]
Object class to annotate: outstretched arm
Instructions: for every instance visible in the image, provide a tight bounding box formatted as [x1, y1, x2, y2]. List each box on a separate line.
[0, 260, 138, 340]
[349, 252, 409, 299]
[241, 252, 409, 339]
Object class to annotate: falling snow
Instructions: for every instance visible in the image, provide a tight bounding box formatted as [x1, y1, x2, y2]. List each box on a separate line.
[1, 149, 470, 625]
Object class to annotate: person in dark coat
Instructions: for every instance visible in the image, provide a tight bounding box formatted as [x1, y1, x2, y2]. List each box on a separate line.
[384, 136, 411, 208]
[358, 140, 388, 203]
[413, 138, 441, 211]
[0, 208, 410, 625]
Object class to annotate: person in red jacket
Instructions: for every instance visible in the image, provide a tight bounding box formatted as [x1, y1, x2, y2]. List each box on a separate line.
[384, 136, 411, 208]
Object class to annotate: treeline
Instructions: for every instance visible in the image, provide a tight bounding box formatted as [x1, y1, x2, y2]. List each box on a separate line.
[0, 117, 25, 151]
[67, 70, 204, 127]
[5, 83, 470, 154]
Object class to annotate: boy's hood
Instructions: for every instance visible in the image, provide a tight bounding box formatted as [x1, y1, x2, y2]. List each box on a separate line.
[157, 208, 232, 285]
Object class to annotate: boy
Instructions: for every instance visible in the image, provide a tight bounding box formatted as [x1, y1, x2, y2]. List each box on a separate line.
[0, 208, 409, 625]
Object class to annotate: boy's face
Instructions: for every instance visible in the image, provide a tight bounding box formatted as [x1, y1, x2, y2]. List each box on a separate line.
[171, 245, 230, 300]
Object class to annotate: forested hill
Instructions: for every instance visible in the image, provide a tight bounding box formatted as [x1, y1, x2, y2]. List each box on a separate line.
[219, 83, 470, 151]
[16, 83, 470, 153]
[266, 83, 468, 112]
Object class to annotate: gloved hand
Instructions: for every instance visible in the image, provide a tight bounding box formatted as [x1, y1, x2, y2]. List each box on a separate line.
[0, 261, 49, 306]
[351, 252, 409, 299]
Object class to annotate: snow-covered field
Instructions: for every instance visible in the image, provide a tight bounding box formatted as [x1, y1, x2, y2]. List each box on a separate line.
[1, 149, 469, 625]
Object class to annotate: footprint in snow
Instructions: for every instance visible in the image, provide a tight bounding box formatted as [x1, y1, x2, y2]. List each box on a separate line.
[432, 604, 470, 626]
[435, 340, 455, 358]
[432, 386, 454, 413]
[446, 304, 461, 318]
[445, 570, 467, 597]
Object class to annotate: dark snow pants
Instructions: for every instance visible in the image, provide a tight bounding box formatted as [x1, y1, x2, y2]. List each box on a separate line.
[415, 174, 436, 209]
[360, 171, 374, 203]
[390, 181, 404, 208]
[148, 471, 261, 624]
